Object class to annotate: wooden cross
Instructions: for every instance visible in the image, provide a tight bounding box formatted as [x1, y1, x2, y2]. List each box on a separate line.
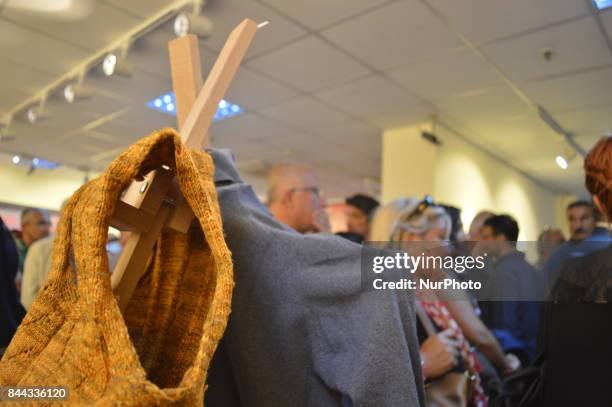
[109, 19, 259, 312]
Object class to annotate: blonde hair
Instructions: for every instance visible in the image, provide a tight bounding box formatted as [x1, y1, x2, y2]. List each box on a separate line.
[392, 205, 452, 242]
[368, 197, 419, 241]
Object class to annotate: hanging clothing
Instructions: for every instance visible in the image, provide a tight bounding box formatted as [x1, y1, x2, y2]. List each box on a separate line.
[0, 217, 25, 349]
[205, 149, 425, 407]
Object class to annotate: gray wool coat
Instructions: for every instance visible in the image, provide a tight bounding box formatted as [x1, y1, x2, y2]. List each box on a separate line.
[205, 149, 425, 407]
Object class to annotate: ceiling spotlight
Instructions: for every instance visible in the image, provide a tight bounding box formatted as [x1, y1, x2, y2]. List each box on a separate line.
[555, 155, 568, 170]
[173, 12, 213, 38]
[26, 107, 51, 123]
[102, 53, 133, 77]
[12, 155, 20, 164]
[64, 83, 92, 103]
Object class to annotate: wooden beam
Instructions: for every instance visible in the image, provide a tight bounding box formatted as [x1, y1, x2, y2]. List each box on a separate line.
[110, 201, 154, 232]
[181, 19, 258, 149]
[164, 34, 204, 234]
[165, 20, 258, 233]
[168, 34, 203, 128]
[110, 168, 174, 305]
[110, 20, 258, 312]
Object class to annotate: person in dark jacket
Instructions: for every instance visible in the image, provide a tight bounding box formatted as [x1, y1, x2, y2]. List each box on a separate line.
[0, 217, 26, 353]
[478, 215, 540, 364]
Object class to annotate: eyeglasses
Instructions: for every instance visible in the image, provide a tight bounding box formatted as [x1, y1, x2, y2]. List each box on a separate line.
[290, 186, 320, 200]
[406, 195, 436, 221]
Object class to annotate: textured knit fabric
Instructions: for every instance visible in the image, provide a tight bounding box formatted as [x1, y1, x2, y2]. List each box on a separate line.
[0, 129, 233, 406]
[205, 149, 425, 407]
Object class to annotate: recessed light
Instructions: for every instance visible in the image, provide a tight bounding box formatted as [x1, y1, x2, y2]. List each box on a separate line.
[146, 92, 244, 122]
[593, 0, 612, 10]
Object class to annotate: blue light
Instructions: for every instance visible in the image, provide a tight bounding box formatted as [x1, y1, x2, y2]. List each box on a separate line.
[34, 158, 60, 170]
[15, 157, 60, 170]
[594, 0, 612, 10]
[146, 92, 244, 122]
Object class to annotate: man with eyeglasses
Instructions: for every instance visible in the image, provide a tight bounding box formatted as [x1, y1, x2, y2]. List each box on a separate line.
[266, 164, 329, 233]
[14, 208, 51, 273]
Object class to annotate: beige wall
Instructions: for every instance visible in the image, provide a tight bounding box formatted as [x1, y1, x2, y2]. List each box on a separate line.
[381, 124, 437, 203]
[0, 157, 85, 211]
[382, 123, 564, 242]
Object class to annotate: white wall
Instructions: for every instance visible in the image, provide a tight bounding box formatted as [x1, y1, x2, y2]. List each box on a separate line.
[382, 124, 563, 243]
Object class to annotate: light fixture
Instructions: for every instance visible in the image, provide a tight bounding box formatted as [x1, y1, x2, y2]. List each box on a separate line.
[555, 155, 568, 170]
[102, 52, 133, 77]
[11, 155, 59, 171]
[146, 92, 244, 122]
[26, 106, 51, 123]
[64, 83, 92, 103]
[173, 12, 213, 38]
[556, 146, 577, 170]
[593, 0, 612, 11]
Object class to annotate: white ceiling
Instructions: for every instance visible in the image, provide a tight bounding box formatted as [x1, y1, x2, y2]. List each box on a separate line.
[0, 0, 611, 198]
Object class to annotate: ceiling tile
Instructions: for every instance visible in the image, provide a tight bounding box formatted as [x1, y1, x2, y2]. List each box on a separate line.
[2, 2, 139, 52]
[309, 120, 381, 158]
[386, 50, 504, 101]
[555, 103, 612, 135]
[259, 97, 350, 130]
[426, 0, 590, 44]
[93, 107, 176, 143]
[247, 36, 370, 92]
[314, 75, 421, 116]
[0, 18, 88, 76]
[102, 0, 176, 19]
[86, 69, 172, 106]
[310, 120, 379, 141]
[225, 66, 299, 110]
[436, 86, 532, 123]
[365, 103, 434, 130]
[257, 0, 391, 30]
[210, 112, 325, 160]
[524, 66, 612, 112]
[130, 27, 219, 82]
[0, 88, 30, 115]
[321, 1, 463, 70]
[0, 59, 56, 93]
[483, 16, 612, 82]
[200, 0, 306, 57]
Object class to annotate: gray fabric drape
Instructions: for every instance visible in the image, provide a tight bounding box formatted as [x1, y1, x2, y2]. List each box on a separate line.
[205, 149, 425, 407]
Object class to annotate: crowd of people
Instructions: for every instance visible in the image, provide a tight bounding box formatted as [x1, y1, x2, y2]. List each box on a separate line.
[0, 136, 610, 406]
[259, 136, 610, 406]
